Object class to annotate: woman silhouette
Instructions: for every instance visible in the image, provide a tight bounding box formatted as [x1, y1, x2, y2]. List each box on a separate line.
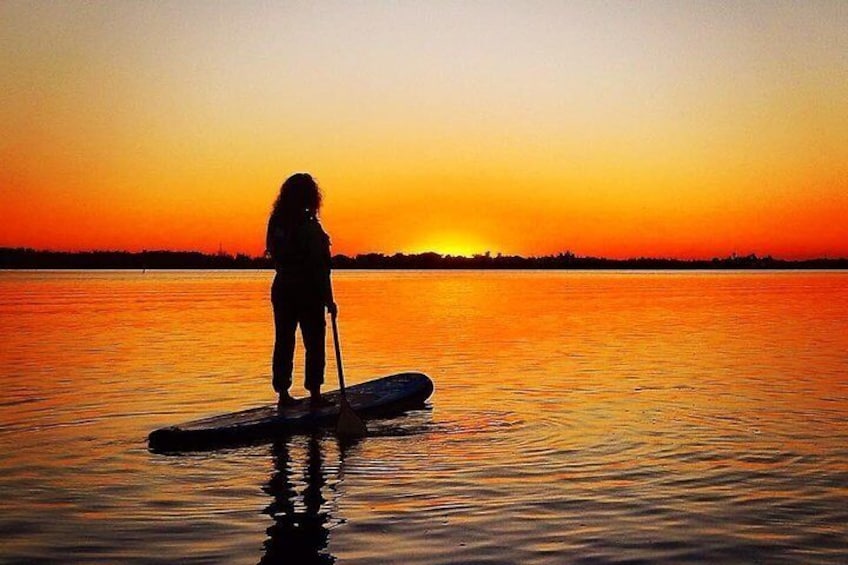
[266, 173, 337, 408]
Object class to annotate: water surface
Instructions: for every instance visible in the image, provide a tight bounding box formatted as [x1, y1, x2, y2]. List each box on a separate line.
[1, 270, 847, 563]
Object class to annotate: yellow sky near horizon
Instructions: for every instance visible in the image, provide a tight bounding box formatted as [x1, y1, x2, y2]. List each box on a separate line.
[2, 1, 846, 258]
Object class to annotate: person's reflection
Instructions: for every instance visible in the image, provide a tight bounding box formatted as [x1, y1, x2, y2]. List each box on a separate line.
[260, 434, 335, 564]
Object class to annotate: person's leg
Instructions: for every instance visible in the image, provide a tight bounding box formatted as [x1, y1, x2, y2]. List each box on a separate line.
[299, 299, 327, 400]
[272, 285, 298, 400]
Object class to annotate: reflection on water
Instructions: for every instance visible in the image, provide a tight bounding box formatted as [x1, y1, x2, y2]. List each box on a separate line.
[259, 428, 430, 564]
[261, 435, 336, 565]
[1, 270, 847, 563]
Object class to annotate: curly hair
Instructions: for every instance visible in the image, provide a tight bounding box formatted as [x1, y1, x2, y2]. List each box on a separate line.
[270, 173, 322, 230]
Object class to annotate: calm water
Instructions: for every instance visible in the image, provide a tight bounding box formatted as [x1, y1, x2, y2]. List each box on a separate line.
[1, 270, 847, 564]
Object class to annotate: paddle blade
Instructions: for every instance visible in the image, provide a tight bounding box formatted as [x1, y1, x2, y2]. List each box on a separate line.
[337, 398, 367, 437]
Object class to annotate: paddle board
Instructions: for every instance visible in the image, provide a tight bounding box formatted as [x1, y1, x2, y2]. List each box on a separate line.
[148, 372, 433, 451]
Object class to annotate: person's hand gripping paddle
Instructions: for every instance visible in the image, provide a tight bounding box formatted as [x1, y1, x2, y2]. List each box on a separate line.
[330, 309, 367, 437]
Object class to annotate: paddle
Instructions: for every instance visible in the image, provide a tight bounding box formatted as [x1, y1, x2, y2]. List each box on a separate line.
[330, 310, 367, 437]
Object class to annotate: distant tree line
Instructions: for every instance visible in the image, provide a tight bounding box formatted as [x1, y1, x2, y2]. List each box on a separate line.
[1, 247, 846, 270]
[0, 248, 263, 269]
[332, 251, 848, 269]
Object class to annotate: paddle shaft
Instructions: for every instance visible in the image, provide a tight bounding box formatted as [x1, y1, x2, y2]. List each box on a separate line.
[330, 312, 347, 396]
[329, 305, 366, 437]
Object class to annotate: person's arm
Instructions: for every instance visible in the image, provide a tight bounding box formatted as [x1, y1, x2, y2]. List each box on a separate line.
[303, 221, 336, 313]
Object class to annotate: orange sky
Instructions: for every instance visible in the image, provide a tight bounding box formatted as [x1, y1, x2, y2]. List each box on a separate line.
[2, 2, 846, 259]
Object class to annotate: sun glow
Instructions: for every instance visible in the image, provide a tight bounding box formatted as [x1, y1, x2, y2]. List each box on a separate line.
[1, 3, 847, 259]
[407, 234, 492, 258]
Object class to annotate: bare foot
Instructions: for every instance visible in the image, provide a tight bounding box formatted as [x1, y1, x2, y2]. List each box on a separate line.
[277, 392, 297, 408]
[309, 394, 333, 410]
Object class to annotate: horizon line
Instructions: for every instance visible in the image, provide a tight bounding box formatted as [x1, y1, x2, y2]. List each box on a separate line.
[2, 246, 847, 263]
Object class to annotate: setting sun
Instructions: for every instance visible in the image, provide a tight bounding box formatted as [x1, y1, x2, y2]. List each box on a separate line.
[406, 234, 492, 258]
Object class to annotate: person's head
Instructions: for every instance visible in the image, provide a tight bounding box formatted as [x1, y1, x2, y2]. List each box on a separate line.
[271, 172, 322, 225]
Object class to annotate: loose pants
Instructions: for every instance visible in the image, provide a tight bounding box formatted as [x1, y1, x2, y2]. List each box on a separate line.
[271, 275, 326, 393]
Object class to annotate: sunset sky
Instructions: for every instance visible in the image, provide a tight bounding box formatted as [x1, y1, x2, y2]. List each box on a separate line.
[2, 1, 846, 258]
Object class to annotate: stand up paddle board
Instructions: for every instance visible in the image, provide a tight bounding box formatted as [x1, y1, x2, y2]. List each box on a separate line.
[148, 372, 433, 452]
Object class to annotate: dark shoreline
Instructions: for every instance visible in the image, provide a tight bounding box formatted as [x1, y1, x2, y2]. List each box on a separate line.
[2, 247, 846, 270]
